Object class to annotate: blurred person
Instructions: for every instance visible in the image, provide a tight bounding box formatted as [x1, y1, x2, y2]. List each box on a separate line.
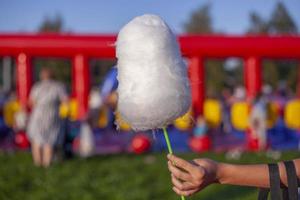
[193, 116, 207, 138]
[0, 87, 8, 108]
[104, 91, 118, 129]
[100, 67, 118, 102]
[249, 94, 267, 150]
[27, 68, 68, 167]
[232, 85, 246, 103]
[89, 87, 103, 111]
[277, 81, 293, 99]
[106, 91, 118, 110]
[75, 87, 102, 157]
[262, 84, 273, 100]
[220, 88, 233, 134]
[94, 67, 118, 130]
[14, 106, 27, 131]
[88, 87, 103, 128]
[189, 116, 211, 152]
[78, 120, 95, 157]
[275, 81, 292, 116]
[3, 91, 18, 128]
[167, 154, 300, 198]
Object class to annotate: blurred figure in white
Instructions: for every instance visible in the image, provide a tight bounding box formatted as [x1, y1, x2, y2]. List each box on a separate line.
[249, 93, 267, 150]
[76, 88, 101, 158]
[79, 121, 95, 157]
[262, 84, 273, 99]
[14, 108, 27, 131]
[89, 87, 103, 110]
[233, 86, 246, 102]
[88, 87, 103, 127]
[27, 68, 68, 167]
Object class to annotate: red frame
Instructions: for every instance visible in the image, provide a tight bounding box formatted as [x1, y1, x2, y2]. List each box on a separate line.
[0, 33, 300, 118]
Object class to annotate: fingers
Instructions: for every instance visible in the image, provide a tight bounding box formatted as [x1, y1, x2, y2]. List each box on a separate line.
[167, 154, 197, 174]
[167, 154, 209, 197]
[172, 187, 199, 197]
[171, 174, 195, 191]
[168, 161, 191, 181]
[167, 154, 205, 183]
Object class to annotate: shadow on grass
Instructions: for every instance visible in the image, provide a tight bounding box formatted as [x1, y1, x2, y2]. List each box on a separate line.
[194, 185, 257, 200]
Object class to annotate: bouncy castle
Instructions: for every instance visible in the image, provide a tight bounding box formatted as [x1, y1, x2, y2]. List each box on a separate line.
[1, 34, 300, 153]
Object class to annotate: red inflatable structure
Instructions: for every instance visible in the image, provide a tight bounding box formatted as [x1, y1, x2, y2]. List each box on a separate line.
[0, 34, 300, 119]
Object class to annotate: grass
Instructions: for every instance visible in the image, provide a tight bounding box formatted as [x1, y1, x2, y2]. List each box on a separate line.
[0, 151, 299, 200]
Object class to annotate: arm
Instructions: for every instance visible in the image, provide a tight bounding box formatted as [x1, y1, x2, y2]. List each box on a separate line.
[27, 98, 34, 108]
[218, 162, 275, 188]
[58, 83, 69, 104]
[167, 154, 300, 197]
[28, 84, 38, 109]
[218, 159, 300, 188]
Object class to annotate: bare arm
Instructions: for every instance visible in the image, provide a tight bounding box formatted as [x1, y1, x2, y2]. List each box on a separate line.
[167, 154, 300, 197]
[218, 159, 300, 188]
[27, 98, 34, 109]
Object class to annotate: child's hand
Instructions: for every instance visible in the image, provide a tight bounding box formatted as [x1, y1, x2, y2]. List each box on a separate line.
[167, 154, 219, 196]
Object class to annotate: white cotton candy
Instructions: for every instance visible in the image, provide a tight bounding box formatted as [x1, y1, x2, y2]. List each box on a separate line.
[116, 14, 191, 131]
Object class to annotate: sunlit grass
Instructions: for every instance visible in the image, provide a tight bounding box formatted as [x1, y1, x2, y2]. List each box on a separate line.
[0, 151, 299, 200]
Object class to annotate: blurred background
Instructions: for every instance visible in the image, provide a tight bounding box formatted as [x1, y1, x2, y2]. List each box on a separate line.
[0, 0, 300, 200]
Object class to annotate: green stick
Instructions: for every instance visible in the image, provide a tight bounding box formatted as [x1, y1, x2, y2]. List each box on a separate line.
[163, 127, 186, 200]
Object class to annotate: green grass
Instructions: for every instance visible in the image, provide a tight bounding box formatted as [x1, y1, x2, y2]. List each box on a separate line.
[0, 151, 299, 200]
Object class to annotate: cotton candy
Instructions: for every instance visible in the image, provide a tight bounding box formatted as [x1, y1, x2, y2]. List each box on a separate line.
[116, 14, 191, 131]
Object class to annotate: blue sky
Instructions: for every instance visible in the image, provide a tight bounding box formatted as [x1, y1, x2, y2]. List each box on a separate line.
[0, 0, 299, 34]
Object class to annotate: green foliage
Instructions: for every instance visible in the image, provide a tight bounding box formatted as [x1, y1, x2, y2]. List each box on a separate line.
[35, 15, 73, 91]
[33, 58, 72, 92]
[263, 60, 298, 93]
[269, 2, 298, 34]
[205, 59, 225, 97]
[90, 59, 116, 87]
[263, 61, 279, 88]
[248, 2, 299, 93]
[248, 2, 298, 34]
[38, 14, 64, 33]
[248, 12, 269, 34]
[205, 59, 244, 97]
[184, 2, 299, 94]
[0, 151, 299, 200]
[184, 4, 231, 96]
[184, 3, 213, 34]
[36, 16, 116, 90]
[184, 4, 246, 96]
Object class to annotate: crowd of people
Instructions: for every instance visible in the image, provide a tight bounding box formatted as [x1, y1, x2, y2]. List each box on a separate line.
[0, 67, 299, 168]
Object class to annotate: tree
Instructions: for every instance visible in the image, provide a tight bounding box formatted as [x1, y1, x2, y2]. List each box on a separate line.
[269, 2, 298, 34]
[184, 4, 213, 34]
[38, 14, 64, 33]
[36, 15, 116, 91]
[247, 2, 298, 93]
[248, 12, 269, 34]
[184, 4, 242, 97]
[247, 2, 298, 34]
[34, 15, 72, 91]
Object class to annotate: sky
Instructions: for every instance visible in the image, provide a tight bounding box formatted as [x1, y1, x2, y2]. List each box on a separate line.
[0, 0, 299, 34]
